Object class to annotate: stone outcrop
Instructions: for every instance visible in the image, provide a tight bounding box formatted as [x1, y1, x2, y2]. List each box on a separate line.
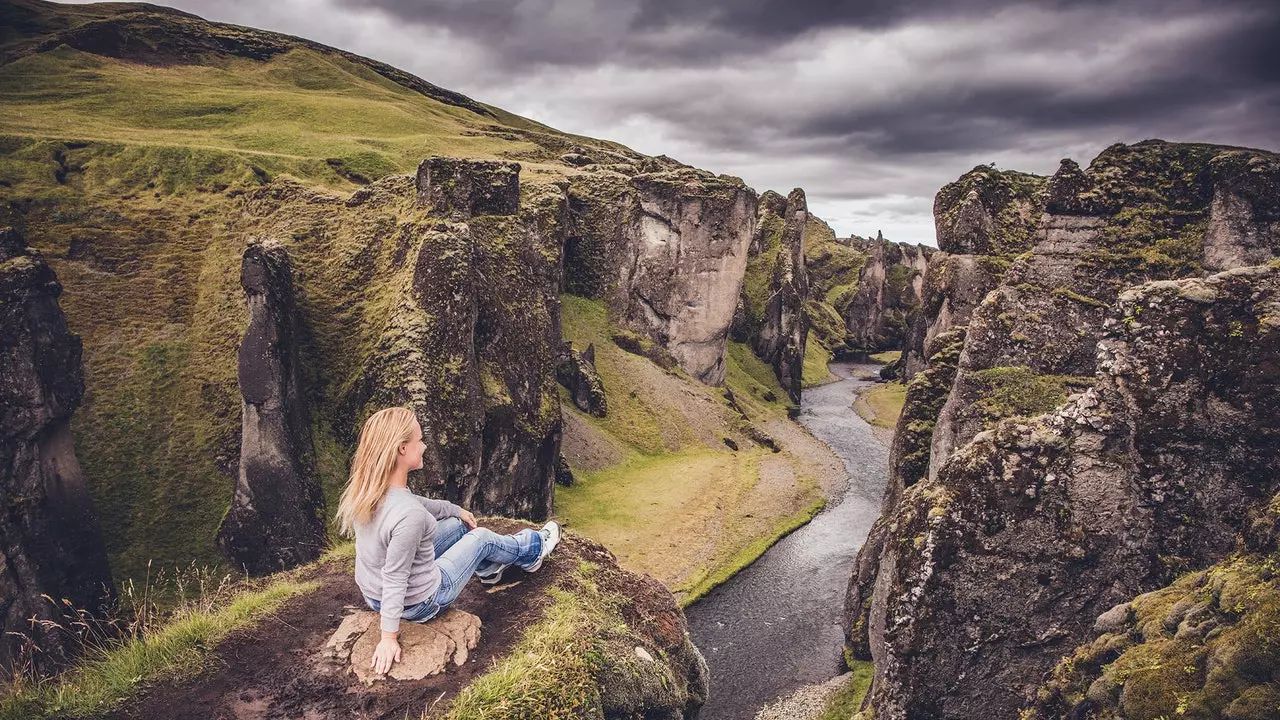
[555, 342, 607, 417]
[0, 211, 115, 674]
[858, 266, 1280, 719]
[217, 240, 327, 575]
[1202, 150, 1280, 270]
[843, 237, 931, 352]
[735, 188, 810, 403]
[564, 167, 758, 385]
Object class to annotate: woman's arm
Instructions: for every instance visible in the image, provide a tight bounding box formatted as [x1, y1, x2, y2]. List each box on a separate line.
[370, 509, 427, 673]
[377, 510, 427, 634]
[415, 495, 462, 520]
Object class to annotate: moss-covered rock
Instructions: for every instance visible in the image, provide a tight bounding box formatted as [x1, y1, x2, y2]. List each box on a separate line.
[857, 265, 1280, 720]
[843, 237, 931, 352]
[1033, 552, 1280, 720]
[933, 165, 1046, 255]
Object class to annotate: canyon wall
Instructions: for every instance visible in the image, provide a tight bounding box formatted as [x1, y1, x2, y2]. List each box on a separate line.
[848, 140, 1280, 719]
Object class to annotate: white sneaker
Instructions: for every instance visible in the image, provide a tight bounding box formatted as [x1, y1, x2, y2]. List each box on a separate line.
[524, 521, 561, 573]
[476, 563, 509, 585]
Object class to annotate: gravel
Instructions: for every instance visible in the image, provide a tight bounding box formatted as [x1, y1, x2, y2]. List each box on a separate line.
[754, 672, 856, 720]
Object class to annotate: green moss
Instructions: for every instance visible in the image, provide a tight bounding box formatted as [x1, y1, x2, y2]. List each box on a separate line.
[1035, 553, 1280, 720]
[971, 366, 1093, 423]
[725, 341, 790, 417]
[815, 662, 874, 720]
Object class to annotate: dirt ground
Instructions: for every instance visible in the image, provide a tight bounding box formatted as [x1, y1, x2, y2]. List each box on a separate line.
[102, 520, 564, 720]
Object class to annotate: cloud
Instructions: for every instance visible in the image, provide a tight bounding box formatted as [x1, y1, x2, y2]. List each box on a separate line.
[85, 0, 1280, 243]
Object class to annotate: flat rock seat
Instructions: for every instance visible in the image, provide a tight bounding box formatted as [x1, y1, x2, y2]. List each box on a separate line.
[322, 609, 482, 684]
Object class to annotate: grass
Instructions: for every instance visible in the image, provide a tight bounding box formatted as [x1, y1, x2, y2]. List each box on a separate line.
[0, 45, 593, 190]
[802, 333, 838, 387]
[443, 562, 612, 719]
[854, 382, 907, 429]
[869, 351, 900, 364]
[558, 299, 827, 605]
[0, 573, 319, 719]
[817, 661, 875, 720]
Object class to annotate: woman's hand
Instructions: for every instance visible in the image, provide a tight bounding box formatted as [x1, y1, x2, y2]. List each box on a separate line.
[459, 509, 477, 530]
[371, 632, 401, 674]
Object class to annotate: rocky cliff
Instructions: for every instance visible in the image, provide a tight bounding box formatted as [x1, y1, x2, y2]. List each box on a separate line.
[565, 165, 758, 386]
[848, 140, 1280, 719]
[843, 236, 931, 353]
[216, 240, 327, 575]
[734, 188, 809, 403]
[0, 210, 114, 674]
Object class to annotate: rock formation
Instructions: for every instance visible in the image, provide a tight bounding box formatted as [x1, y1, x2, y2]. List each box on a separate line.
[861, 266, 1280, 718]
[843, 237, 930, 352]
[238, 159, 566, 522]
[735, 188, 810, 403]
[564, 167, 758, 385]
[0, 210, 115, 674]
[217, 240, 327, 575]
[927, 142, 1277, 481]
[847, 140, 1280, 719]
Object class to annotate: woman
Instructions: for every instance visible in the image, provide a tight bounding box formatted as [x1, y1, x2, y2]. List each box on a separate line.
[335, 407, 560, 674]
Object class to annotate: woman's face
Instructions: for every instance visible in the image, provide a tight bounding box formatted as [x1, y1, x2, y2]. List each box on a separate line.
[400, 421, 426, 472]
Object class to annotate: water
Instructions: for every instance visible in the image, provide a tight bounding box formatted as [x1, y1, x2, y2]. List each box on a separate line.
[685, 363, 891, 720]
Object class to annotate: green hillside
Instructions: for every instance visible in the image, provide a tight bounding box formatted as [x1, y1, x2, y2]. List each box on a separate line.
[0, 0, 641, 581]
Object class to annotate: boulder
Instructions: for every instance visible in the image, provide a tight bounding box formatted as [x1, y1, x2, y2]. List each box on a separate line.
[556, 342, 607, 417]
[0, 213, 115, 674]
[217, 240, 327, 575]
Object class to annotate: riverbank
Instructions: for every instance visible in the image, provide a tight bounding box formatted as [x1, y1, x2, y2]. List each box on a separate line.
[553, 297, 846, 606]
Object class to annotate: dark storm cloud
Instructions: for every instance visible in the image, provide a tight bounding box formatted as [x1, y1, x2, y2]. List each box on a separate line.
[138, 0, 1280, 241]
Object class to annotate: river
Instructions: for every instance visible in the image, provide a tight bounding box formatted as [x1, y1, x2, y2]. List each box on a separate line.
[685, 362, 891, 720]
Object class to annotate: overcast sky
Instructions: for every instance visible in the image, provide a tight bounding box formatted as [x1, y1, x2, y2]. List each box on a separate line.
[83, 0, 1280, 244]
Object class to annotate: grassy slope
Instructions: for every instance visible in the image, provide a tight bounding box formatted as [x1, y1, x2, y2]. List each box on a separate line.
[555, 296, 826, 604]
[0, 8, 634, 582]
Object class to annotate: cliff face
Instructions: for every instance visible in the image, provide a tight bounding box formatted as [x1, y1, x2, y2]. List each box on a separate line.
[734, 188, 809, 403]
[0, 212, 114, 674]
[927, 142, 1279, 482]
[849, 140, 1280, 720]
[862, 266, 1280, 719]
[565, 167, 758, 386]
[843, 237, 931, 352]
[216, 240, 326, 575]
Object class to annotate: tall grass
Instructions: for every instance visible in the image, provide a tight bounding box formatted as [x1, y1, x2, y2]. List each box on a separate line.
[0, 561, 319, 719]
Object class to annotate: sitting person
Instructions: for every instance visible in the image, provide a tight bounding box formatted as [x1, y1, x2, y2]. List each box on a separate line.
[334, 407, 560, 674]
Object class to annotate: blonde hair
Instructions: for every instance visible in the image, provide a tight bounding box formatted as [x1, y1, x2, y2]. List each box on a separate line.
[335, 407, 418, 537]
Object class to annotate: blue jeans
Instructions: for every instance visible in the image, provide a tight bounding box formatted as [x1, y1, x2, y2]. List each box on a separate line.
[365, 517, 543, 623]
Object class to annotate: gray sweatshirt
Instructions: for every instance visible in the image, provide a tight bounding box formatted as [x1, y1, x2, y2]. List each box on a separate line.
[354, 487, 461, 633]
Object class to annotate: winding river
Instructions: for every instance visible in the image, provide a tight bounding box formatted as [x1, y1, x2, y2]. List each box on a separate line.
[685, 362, 891, 720]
